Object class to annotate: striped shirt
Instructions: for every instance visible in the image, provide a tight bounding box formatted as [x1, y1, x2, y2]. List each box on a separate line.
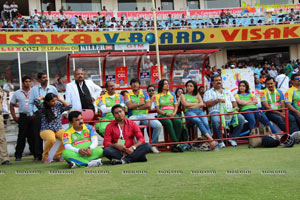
[203, 88, 235, 114]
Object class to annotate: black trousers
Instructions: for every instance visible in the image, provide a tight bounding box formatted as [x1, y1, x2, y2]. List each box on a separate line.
[15, 114, 34, 158]
[32, 112, 43, 159]
[103, 143, 151, 163]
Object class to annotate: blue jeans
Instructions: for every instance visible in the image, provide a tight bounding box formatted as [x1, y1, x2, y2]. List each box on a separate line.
[103, 143, 151, 163]
[242, 108, 277, 134]
[185, 108, 212, 136]
[129, 114, 163, 144]
[266, 112, 299, 133]
[210, 111, 245, 140]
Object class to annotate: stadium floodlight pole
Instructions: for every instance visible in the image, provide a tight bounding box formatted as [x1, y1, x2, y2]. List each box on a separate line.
[152, 0, 161, 80]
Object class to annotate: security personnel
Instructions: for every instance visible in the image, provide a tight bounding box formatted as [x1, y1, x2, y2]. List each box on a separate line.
[62, 111, 103, 168]
[10, 76, 34, 161]
[0, 87, 10, 165]
[95, 81, 125, 137]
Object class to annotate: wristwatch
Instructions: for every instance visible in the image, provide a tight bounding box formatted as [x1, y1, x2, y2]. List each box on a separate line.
[132, 146, 136, 151]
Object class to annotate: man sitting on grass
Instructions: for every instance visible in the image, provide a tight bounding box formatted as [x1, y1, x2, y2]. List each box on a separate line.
[103, 104, 151, 165]
[62, 111, 103, 168]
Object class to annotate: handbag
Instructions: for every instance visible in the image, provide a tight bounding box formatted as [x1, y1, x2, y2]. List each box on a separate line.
[248, 127, 262, 148]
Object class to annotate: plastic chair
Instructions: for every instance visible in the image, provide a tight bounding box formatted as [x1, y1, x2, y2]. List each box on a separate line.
[80, 109, 95, 122]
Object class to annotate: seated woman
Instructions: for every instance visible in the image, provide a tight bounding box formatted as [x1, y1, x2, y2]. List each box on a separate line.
[154, 79, 184, 152]
[180, 80, 216, 149]
[235, 80, 277, 134]
[34, 93, 72, 164]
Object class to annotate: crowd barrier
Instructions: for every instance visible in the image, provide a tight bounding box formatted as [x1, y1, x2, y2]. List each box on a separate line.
[83, 108, 289, 151]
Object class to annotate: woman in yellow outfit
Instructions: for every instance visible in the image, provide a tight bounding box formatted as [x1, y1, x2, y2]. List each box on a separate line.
[34, 93, 72, 164]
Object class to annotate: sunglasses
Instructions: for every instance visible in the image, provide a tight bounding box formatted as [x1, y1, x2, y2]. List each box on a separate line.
[148, 89, 155, 92]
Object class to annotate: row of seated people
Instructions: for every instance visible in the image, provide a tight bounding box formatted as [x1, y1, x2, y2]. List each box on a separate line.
[11, 71, 300, 167]
[1, 9, 299, 31]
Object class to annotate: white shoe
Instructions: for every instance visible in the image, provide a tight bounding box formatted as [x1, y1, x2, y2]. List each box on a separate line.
[218, 142, 226, 148]
[69, 161, 79, 169]
[151, 146, 160, 154]
[229, 140, 237, 147]
[87, 159, 103, 167]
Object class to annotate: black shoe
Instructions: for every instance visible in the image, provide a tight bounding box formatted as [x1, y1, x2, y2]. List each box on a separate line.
[111, 159, 123, 165]
[1, 160, 12, 165]
[15, 158, 21, 162]
[176, 145, 184, 153]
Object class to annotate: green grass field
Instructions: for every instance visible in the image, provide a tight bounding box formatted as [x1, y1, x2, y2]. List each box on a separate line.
[1, 144, 300, 200]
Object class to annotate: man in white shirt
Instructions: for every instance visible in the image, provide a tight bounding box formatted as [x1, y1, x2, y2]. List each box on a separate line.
[3, 1, 10, 20]
[10, 1, 18, 19]
[275, 69, 290, 94]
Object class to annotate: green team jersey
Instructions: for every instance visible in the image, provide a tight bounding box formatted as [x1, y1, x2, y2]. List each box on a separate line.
[125, 90, 150, 116]
[63, 124, 97, 149]
[154, 91, 177, 114]
[97, 93, 124, 117]
[184, 94, 200, 112]
[235, 93, 257, 111]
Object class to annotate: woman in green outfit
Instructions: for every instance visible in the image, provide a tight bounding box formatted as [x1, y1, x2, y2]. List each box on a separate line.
[154, 79, 184, 152]
[235, 80, 277, 134]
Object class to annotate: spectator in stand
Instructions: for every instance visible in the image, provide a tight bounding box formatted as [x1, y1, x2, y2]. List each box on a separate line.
[268, 64, 278, 78]
[10, 1, 18, 19]
[264, 11, 272, 25]
[3, 1, 10, 20]
[226, 9, 232, 18]
[40, 10, 47, 21]
[55, 78, 66, 93]
[284, 61, 293, 79]
[220, 9, 226, 19]
[261, 77, 299, 134]
[32, 9, 40, 21]
[46, 10, 55, 21]
[203, 74, 245, 148]
[254, 64, 263, 78]
[285, 73, 300, 129]
[167, 14, 173, 25]
[235, 80, 278, 134]
[59, 10, 67, 21]
[102, 6, 107, 11]
[276, 69, 290, 94]
[67, 6, 72, 11]
[249, 19, 256, 26]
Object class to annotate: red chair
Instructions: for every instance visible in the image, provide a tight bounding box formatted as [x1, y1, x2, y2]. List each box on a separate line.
[80, 109, 95, 122]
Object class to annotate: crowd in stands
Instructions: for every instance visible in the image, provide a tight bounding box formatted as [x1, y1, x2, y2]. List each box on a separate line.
[1, 1, 300, 32]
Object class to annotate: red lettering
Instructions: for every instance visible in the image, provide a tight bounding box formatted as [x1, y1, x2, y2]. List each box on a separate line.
[72, 34, 91, 43]
[221, 29, 240, 41]
[264, 28, 281, 39]
[1, 47, 6, 51]
[27, 35, 48, 44]
[51, 34, 69, 43]
[250, 29, 262, 40]
[0, 34, 7, 44]
[10, 34, 25, 44]
[137, 44, 144, 48]
[283, 26, 299, 38]
[241, 29, 248, 41]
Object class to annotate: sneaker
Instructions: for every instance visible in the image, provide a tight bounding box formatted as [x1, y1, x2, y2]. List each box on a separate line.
[218, 142, 226, 148]
[87, 159, 103, 167]
[151, 146, 160, 154]
[111, 159, 126, 165]
[1, 160, 11, 165]
[176, 144, 184, 152]
[171, 145, 179, 153]
[69, 161, 79, 169]
[15, 158, 21, 162]
[229, 140, 237, 147]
